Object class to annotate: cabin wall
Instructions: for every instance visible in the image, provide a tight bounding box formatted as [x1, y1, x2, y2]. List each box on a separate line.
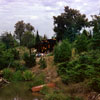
[36, 39, 56, 53]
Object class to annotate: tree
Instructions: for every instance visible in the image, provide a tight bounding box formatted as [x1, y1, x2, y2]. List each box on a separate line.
[1, 32, 15, 49]
[74, 34, 88, 53]
[35, 30, 41, 46]
[90, 15, 100, 49]
[0, 42, 14, 69]
[43, 34, 47, 40]
[22, 32, 35, 55]
[54, 39, 71, 63]
[14, 20, 25, 45]
[53, 6, 88, 42]
[25, 23, 34, 32]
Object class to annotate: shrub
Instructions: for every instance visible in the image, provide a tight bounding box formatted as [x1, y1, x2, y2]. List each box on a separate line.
[57, 62, 67, 76]
[54, 39, 71, 63]
[39, 57, 47, 69]
[29, 73, 45, 87]
[12, 70, 23, 82]
[3, 68, 13, 81]
[88, 77, 100, 92]
[85, 65, 96, 78]
[66, 96, 72, 100]
[15, 65, 26, 72]
[47, 53, 53, 56]
[66, 96, 84, 100]
[74, 34, 88, 53]
[11, 48, 20, 60]
[45, 92, 66, 100]
[75, 97, 84, 100]
[12, 61, 26, 71]
[58, 63, 89, 83]
[78, 54, 92, 65]
[23, 70, 34, 81]
[0, 49, 14, 69]
[23, 52, 36, 68]
[40, 86, 49, 95]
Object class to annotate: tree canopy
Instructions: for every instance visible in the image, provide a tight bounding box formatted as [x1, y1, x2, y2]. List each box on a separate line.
[90, 15, 100, 49]
[53, 6, 88, 42]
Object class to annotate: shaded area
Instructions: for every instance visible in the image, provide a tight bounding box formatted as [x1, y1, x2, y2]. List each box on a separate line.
[0, 82, 43, 100]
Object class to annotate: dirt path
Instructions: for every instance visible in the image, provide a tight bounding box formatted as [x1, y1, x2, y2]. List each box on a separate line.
[32, 56, 60, 83]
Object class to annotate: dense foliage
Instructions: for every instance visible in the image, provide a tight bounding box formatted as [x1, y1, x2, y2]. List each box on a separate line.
[39, 57, 47, 69]
[23, 52, 36, 68]
[53, 6, 88, 42]
[54, 39, 71, 63]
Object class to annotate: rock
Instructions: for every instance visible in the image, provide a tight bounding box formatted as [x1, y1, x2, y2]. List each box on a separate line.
[0, 78, 3, 82]
[88, 92, 98, 100]
[96, 94, 100, 100]
[32, 83, 55, 92]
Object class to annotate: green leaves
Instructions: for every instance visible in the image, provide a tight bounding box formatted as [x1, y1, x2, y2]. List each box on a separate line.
[74, 34, 88, 53]
[54, 39, 71, 63]
[39, 57, 47, 69]
[23, 52, 36, 68]
[23, 70, 34, 81]
[53, 6, 88, 42]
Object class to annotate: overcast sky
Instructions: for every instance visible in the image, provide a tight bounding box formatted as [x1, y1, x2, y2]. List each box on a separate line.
[0, 0, 100, 38]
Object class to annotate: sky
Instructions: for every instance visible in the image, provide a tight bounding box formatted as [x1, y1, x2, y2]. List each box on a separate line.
[0, 0, 100, 38]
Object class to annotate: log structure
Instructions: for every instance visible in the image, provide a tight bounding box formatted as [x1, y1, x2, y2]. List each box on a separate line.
[36, 39, 56, 53]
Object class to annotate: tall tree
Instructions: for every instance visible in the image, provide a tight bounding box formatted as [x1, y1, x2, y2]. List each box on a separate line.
[43, 34, 47, 40]
[74, 34, 88, 53]
[14, 20, 25, 45]
[22, 32, 35, 55]
[25, 23, 34, 32]
[35, 30, 41, 46]
[1, 32, 15, 49]
[90, 15, 100, 49]
[53, 6, 88, 42]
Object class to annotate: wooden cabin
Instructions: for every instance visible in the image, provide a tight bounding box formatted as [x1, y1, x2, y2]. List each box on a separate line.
[36, 39, 56, 53]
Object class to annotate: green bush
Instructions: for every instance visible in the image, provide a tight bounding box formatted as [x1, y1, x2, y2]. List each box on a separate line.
[10, 48, 20, 60]
[39, 57, 47, 69]
[88, 77, 100, 92]
[0, 49, 14, 69]
[29, 73, 45, 87]
[3, 68, 13, 81]
[12, 61, 26, 71]
[74, 34, 88, 53]
[23, 70, 34, 81]
[85, 65, 96, 78]
[57, 50, 100, 84]
[66, 96, 83, 100]
[57, 62, 67, 76]
[12, 70, 23, 82]
[78, 54, 93, 65]
[45, 92, 66, 100]
[47, 53, 53, 56]
[75, 97, 84, 100]
[15, 65, 26, 72]
[40, 86, 49, 95]
[23, 52, 36, 68]
[54, 39, 71, 63]
[58, 61, 94, 83]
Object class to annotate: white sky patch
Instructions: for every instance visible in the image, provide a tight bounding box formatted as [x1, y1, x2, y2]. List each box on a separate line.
[0, 0, 99, 38]
[75, 0, 82, 2]
[30, 16, 38, 20]
[56, 1, 67, 7]
[45, 6, 53, 11]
